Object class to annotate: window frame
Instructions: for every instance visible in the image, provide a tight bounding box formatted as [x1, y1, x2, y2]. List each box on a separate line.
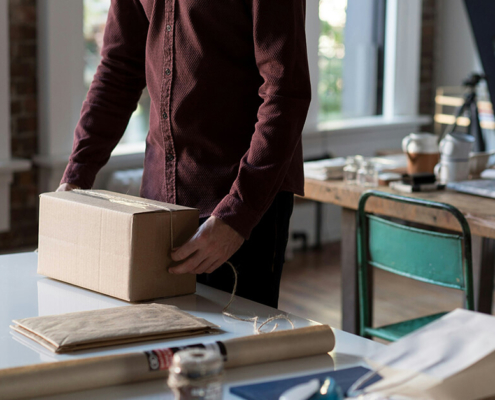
[383, 0, 423, 117]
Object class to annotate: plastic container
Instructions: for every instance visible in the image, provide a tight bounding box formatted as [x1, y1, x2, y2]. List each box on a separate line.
[168, 347, 224, 400]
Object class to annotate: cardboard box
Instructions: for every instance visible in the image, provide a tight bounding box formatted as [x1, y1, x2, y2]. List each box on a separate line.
[38, 190, 198, 302]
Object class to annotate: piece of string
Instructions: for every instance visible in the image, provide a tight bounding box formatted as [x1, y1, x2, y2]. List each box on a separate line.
[222, 261, 294, 334]
[72, 189, 176, 249]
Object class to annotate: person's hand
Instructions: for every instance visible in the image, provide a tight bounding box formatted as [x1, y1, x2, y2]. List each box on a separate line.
[56, 183, 80, 192]
[170, 216, 244, 275]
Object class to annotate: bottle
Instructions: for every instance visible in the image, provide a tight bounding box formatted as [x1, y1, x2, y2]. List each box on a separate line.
[357, 160, 378, 187]
[343, 156, 360, 185]
[167, 347, 224, 400]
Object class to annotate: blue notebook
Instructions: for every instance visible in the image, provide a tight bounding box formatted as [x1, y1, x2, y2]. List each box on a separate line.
[230, 366, 380, 400]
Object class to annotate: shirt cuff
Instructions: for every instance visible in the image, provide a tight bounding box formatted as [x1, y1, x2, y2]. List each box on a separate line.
[60, 161, 100, 190]
[211, 194, 263, 240]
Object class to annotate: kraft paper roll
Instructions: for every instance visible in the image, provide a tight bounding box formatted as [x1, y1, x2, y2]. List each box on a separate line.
[0, 325, 334, 400]
[223, 324, 334, 368]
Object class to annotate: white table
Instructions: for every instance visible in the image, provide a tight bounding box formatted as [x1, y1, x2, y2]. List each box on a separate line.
[0, 252, 384, 399]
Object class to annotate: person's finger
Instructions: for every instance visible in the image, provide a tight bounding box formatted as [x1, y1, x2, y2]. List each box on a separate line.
[192, 257, 217, 275]
[189, 259, 211, 275]
[204, 259, 225, 274]
[169, 250, 205, 274]
[171, 236, 200, 261]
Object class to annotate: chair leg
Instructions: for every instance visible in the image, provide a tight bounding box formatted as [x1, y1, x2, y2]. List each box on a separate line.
[472, 236, 495, 313]
[315, 202, 323, 250]
[342, 208, 374, 335]
[341, 208, 359, 334]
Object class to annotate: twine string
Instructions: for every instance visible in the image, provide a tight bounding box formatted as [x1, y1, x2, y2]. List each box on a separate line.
[222, 262, 294, 334]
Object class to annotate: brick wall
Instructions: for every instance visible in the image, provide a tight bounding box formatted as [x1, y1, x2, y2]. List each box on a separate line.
[0, 0, 39, 251]
[419, 0, 437, 132]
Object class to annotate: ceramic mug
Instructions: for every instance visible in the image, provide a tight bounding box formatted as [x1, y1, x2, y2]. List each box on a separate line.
[439, 132, 475, 161]
[434, 160, 470, 183]
[402, 133, 440, 175]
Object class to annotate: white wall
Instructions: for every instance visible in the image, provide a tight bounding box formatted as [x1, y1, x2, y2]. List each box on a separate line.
[37, 0, 85, 158]
[436, 0, 482, 87]
[36, 0, 86, 193]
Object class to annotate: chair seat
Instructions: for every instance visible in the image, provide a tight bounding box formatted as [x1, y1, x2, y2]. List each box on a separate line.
[364, 312, 449, 342]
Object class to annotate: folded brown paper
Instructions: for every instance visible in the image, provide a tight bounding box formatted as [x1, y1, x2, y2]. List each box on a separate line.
[38, 190, 199, 302]
[1, 325, 335, 400]
[10, 304, 218, 353]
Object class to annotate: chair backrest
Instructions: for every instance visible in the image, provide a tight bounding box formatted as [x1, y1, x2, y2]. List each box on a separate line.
[367, 215, 465, 288]
[357, 190, 474, 332]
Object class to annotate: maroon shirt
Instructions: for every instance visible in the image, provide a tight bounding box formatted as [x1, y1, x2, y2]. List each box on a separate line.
[62, 0, 311, 239]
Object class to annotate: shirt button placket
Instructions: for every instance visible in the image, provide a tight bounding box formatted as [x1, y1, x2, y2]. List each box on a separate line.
[163, 2, 176, 204]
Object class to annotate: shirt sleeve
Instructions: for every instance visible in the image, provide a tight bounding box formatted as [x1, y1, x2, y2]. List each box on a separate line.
[211, 0, 311, 239]
[61, 0, 149, 189]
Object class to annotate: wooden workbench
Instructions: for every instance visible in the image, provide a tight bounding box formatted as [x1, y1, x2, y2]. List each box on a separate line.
[304, 178, 495, 334]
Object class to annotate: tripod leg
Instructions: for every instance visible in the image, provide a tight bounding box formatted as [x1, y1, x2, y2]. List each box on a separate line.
[444, 97, 469, 139]
[470, 98, 486, 152]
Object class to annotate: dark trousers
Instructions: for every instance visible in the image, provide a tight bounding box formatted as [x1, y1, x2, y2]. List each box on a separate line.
[197, 191, 294, 309]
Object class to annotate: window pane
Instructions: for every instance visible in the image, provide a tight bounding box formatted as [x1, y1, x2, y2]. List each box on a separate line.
[319, 0, 346, 121]
[84, 0, 149, 144]
[319, 0, 384, 121]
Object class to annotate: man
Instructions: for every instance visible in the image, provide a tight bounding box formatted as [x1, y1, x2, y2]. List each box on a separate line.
[58, 0, 311, 309]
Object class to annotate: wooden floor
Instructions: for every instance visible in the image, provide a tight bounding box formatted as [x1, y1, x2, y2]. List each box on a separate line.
[279, 242, 495, 330]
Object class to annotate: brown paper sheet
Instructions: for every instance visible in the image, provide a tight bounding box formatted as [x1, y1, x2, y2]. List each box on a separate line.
[0, 325, 335, 400]
[10, 304, 218, 353]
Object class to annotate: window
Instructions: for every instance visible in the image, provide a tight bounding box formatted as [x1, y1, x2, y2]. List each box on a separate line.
[318, 0, 386, 121]
[84, 0, 150, 144]
[318, 0, 346, 121]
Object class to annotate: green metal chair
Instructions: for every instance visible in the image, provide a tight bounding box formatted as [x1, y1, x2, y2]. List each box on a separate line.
[357, 190, 474, 342]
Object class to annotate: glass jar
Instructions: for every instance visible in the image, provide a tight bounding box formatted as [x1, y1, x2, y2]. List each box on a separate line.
[343, 156, 359, 185]
[357, 160, 378, 187]
[167, 348, 224, 400]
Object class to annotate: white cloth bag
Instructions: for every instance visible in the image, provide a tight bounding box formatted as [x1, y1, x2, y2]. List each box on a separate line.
[352, 309, 495, 400]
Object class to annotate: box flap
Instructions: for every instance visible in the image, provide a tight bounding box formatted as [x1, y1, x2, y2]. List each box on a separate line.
[40, 190, 197, 215]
